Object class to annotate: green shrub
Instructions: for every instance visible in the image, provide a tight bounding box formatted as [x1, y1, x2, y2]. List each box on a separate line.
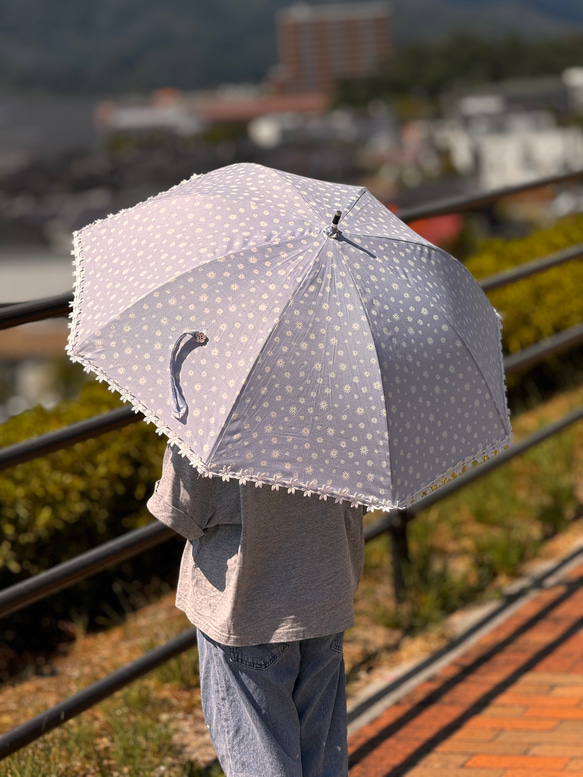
[0, 381, 166, 582]
[465, 213, 583, 355]
[382, 425, 579, 633]
[0, 381, 181, 679]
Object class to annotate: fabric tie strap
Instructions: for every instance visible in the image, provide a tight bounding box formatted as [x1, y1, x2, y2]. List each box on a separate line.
[169, 330, 208, 419]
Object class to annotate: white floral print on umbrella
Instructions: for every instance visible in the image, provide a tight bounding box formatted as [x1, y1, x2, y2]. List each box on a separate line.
[67, 163, 512, 511]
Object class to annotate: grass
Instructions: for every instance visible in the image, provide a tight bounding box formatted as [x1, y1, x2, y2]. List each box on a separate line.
[1, 384, 583, 776]
[2, 694, 175, 777]
[346, 381, 583, 680]
[373, 421, 579, 634]
[1, 646, 223, 777]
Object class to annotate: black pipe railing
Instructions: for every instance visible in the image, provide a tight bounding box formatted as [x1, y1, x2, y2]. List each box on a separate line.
[479, 242, 583, 293]
[0, 627, 199, 759]
[1, 402, 581, 759]
[397, 168, 583, 222]
[0, 521, 173, 619]
[1, 168, 583, 762]
[0, 291, 72, 329]
[0, 406, 142, 471]
[503, 322, 583, 376]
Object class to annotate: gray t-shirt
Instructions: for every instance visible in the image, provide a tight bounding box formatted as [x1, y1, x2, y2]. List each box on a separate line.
[147, 445, 365, 646]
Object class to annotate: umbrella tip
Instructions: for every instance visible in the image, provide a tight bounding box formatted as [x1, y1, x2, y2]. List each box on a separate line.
[326, 210, 342, 239]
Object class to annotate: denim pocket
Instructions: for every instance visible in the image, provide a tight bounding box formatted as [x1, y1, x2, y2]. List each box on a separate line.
[228, 641, 291, 671]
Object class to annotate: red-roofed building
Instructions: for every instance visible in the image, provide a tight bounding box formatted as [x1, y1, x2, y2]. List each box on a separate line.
[197, 92, 329, 124]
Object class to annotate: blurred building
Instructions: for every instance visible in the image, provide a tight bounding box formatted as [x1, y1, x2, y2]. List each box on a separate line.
[273, 2, 391, 94]
[94, 88, 203, 137]
[451, 76, 572, 121]
[197, 91, 329, 124]
[473, 125, 583, 190]
[432, 70, 583, 191]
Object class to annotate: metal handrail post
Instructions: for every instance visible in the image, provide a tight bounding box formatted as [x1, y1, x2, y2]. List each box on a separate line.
[389, 509, 411, 604]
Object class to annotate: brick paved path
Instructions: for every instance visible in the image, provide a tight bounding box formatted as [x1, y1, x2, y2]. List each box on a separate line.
[348, 561, 583, 777]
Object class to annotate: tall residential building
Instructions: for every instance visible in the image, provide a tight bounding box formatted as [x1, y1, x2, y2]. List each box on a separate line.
[275, 2, 391, 94]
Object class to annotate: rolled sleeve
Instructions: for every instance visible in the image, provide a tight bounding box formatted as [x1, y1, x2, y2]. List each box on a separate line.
[146, 445, 213, 541]
[147, 490, 206, 541]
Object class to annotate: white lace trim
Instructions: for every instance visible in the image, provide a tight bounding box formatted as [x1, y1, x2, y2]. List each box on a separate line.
[66, 349, 512, 512]
[66, 172, 204, 357]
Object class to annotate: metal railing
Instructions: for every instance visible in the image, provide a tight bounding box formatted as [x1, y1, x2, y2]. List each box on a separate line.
[1, 168, 582, 760]
[3, 167, 583, 331]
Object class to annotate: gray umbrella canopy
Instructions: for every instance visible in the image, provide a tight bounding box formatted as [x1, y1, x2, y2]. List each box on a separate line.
[67, 163, 511, 511]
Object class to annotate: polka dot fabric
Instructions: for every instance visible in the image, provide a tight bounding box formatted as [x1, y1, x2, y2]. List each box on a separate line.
[68, 162, 511, 510]
[211, 239, 393, 504]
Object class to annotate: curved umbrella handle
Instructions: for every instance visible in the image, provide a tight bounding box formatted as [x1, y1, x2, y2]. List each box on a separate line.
[169, 330, 208, 419]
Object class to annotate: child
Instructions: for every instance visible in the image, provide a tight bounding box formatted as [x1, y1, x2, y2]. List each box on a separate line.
[147, 443, 365, 777]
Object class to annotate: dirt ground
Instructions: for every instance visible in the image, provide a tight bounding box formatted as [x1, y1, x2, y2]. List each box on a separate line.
[2, 514, 583, 770]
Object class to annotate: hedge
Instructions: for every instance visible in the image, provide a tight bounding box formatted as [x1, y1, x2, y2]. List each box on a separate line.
[0, 382, 177, 678]
[0, 381, 166, 583]
[465, 212, 583, 355]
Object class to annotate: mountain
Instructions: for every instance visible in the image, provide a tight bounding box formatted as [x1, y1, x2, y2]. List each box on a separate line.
[1, 0, 583, 95]
[0, 0, 289, 94]
[390, 0, 583, 43]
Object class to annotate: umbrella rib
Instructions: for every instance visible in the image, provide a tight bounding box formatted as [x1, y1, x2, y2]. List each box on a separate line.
[340, 231, 431, 251]
[69, 229, 322, 356]
[68, 173, 208, 351]
[412, 242, 513, 437]
[337, 242, 395, 501]
[271, 167, 366, 226]
[339, 234, 511, 438]
[442, 309, 512, 438]
[205, 237, 330, 471]
[337, 187, 367, 221]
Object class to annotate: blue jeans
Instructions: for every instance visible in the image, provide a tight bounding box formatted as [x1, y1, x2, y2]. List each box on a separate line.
[196, 629, 348, 777]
